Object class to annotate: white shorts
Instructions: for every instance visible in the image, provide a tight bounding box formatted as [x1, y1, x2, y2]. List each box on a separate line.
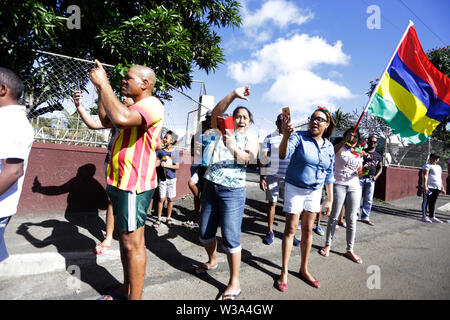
[159, 178, 177, 199]
[265, 175, 285, 202]
[283, 183, 322, 214]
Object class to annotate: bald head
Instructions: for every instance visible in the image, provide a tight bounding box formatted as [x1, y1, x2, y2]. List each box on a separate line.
[130, 65, 156, 89]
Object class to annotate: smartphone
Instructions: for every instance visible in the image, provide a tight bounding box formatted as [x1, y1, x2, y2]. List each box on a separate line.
[75, 78, 81, 90]
[282, 107, 290, 120]
[217, 115, 234, 136]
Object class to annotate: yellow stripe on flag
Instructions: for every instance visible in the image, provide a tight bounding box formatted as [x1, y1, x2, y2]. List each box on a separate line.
[377, 73, 441, 135]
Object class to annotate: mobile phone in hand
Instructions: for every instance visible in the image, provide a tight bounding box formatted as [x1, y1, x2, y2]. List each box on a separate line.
[282, 107, 290, 120]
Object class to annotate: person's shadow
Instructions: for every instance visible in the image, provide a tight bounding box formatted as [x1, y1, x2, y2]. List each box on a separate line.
[32, 163, 109, 243]
[17, 220, 120, 295]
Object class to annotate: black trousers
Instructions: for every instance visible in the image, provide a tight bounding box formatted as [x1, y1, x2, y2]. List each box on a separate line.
[421, 188, 440, 218]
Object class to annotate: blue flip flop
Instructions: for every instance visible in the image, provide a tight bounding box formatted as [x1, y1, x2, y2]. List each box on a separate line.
[97, 292, 128, 300]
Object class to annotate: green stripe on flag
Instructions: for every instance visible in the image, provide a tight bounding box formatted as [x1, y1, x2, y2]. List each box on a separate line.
[368, 93, 429, 144]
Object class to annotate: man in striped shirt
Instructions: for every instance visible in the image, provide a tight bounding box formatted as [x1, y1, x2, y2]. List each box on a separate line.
[90, 61, 164, 300]
[259, 114, 292, 245]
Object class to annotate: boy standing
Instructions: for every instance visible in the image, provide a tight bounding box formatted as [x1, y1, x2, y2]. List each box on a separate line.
[154, 130, 180, 228]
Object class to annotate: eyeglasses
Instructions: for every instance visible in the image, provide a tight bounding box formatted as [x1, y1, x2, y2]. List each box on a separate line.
[309, 116, 328, 123]
[369, 140, 378, 144]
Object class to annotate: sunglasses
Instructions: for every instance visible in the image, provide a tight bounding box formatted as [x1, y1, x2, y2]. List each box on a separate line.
[369, 140, 378, 144]
[309, 116, 328, 123]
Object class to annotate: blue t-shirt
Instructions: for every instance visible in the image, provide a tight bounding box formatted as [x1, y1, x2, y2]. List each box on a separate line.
[156, 148, 180, 180]
[283, 130, 335, 190]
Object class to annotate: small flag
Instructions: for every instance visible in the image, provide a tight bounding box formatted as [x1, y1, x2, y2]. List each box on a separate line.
[368, 21, 450, 144]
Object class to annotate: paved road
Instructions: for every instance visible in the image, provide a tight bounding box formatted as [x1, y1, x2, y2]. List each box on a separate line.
[1, 173, 449, 301]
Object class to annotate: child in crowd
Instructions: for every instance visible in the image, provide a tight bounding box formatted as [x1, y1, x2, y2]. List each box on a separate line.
[154, 130, 180, 228]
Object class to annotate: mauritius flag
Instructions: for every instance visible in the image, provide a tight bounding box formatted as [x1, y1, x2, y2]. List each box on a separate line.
[367, 21, 450, 144]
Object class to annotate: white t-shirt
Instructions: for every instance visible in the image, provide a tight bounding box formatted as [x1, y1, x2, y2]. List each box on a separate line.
[422, 162, 442, 190]
[334, 148, 363, 186]
[0, 105, 34, 218]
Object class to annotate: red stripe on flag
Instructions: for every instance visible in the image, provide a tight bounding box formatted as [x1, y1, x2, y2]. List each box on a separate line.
[398, 26, 450, 105]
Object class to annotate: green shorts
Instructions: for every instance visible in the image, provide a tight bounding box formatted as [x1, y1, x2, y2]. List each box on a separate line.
[106, 185, 155, 232]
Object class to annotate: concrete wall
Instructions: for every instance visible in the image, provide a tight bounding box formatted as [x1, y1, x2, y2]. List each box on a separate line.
[374, 166, 448, 202]
[17, 142, 192, 214]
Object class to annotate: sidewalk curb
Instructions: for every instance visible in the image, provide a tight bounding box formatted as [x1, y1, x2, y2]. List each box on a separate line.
[0, 250, 121, 279]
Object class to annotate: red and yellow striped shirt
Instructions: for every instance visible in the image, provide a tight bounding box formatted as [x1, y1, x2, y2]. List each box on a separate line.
[107, 96, 164, 193]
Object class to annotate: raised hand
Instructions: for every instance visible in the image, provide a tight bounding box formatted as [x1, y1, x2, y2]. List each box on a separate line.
[73, 88, 82, 108]
[280, 115, 294, 137]
[89, 59, 109, 87]
[234, 85, 250, 100]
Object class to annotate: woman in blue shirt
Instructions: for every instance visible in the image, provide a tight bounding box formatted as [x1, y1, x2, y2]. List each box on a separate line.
[276, 107, 335, 291]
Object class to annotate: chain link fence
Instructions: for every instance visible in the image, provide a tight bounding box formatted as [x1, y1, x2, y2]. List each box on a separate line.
[20, 50, 115, 147]
[18, 50, 208, 151]
[384, 136, 449, 171]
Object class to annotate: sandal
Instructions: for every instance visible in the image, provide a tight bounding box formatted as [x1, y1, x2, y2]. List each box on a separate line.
[167, 218, 174, 228]
[97, 292, 128, 300]
[218, 290, 241, 300]
[343, 251, 363, 264]
[195, 263, 218, 274]
[319, 247, 330, 257]
[94, 242, 111, 255]
[152, 219, 161, 228]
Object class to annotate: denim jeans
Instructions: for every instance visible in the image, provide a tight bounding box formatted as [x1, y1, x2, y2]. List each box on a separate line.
[325, 183, 361, 252]
[359, 177, 375, 221]
[199, 180, 246, 254]
[0, 216, 11, 263]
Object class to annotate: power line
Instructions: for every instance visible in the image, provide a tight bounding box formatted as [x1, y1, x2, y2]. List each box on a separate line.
[397, 0, 447, 46]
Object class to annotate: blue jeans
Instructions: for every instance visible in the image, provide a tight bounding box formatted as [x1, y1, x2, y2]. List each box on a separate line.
[0, 216, 11, 263]
[199, 180, 246, 254]
[359, 177, 375, 221]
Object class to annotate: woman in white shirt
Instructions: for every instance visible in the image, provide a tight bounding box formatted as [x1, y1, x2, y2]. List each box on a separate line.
[421, 153, 446, 223]
[319, 127, 363, 264]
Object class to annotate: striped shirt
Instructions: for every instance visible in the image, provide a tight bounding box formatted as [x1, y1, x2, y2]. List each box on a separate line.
[107, 96, 164, 193]
[261, 130, 291, 178]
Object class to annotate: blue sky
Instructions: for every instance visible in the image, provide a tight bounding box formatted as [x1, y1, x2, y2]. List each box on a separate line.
[162, 0, 449, 140]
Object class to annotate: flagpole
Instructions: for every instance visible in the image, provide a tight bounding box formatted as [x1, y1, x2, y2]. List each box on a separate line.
[353, 20, 415, 134]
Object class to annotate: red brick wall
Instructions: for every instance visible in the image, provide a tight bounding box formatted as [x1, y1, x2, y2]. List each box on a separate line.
[16, 142, 192, 214]
[374, 166, 448, 202]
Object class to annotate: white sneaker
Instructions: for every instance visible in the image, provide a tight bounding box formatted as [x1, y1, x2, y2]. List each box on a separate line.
[421, 217, 432, 223]
[431, 217, 443, 223]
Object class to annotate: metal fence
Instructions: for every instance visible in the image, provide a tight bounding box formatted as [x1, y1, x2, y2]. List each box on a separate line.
[21, 50, 115, 147]
[19, 50, 209, 150]
[383, 136, 449, 171]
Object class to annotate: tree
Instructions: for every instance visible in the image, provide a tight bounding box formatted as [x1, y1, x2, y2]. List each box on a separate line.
[332, 107, 354, 131]
[0, 0, 242, 117]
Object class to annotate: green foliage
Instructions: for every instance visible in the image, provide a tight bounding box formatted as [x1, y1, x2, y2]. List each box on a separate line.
[332, 107, 354, 131]
[426, 46, 450, 77]
[0, 0, 242, 116]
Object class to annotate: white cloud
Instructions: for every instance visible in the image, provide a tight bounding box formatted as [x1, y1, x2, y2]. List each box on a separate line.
[243, 0, 314, 29]
[266, 70, 352, 111]
[242, 0, 314, 43]
[227, 33, 353, 114]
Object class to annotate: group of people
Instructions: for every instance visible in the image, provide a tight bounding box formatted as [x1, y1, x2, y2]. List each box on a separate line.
[0, 63, 446, 301]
